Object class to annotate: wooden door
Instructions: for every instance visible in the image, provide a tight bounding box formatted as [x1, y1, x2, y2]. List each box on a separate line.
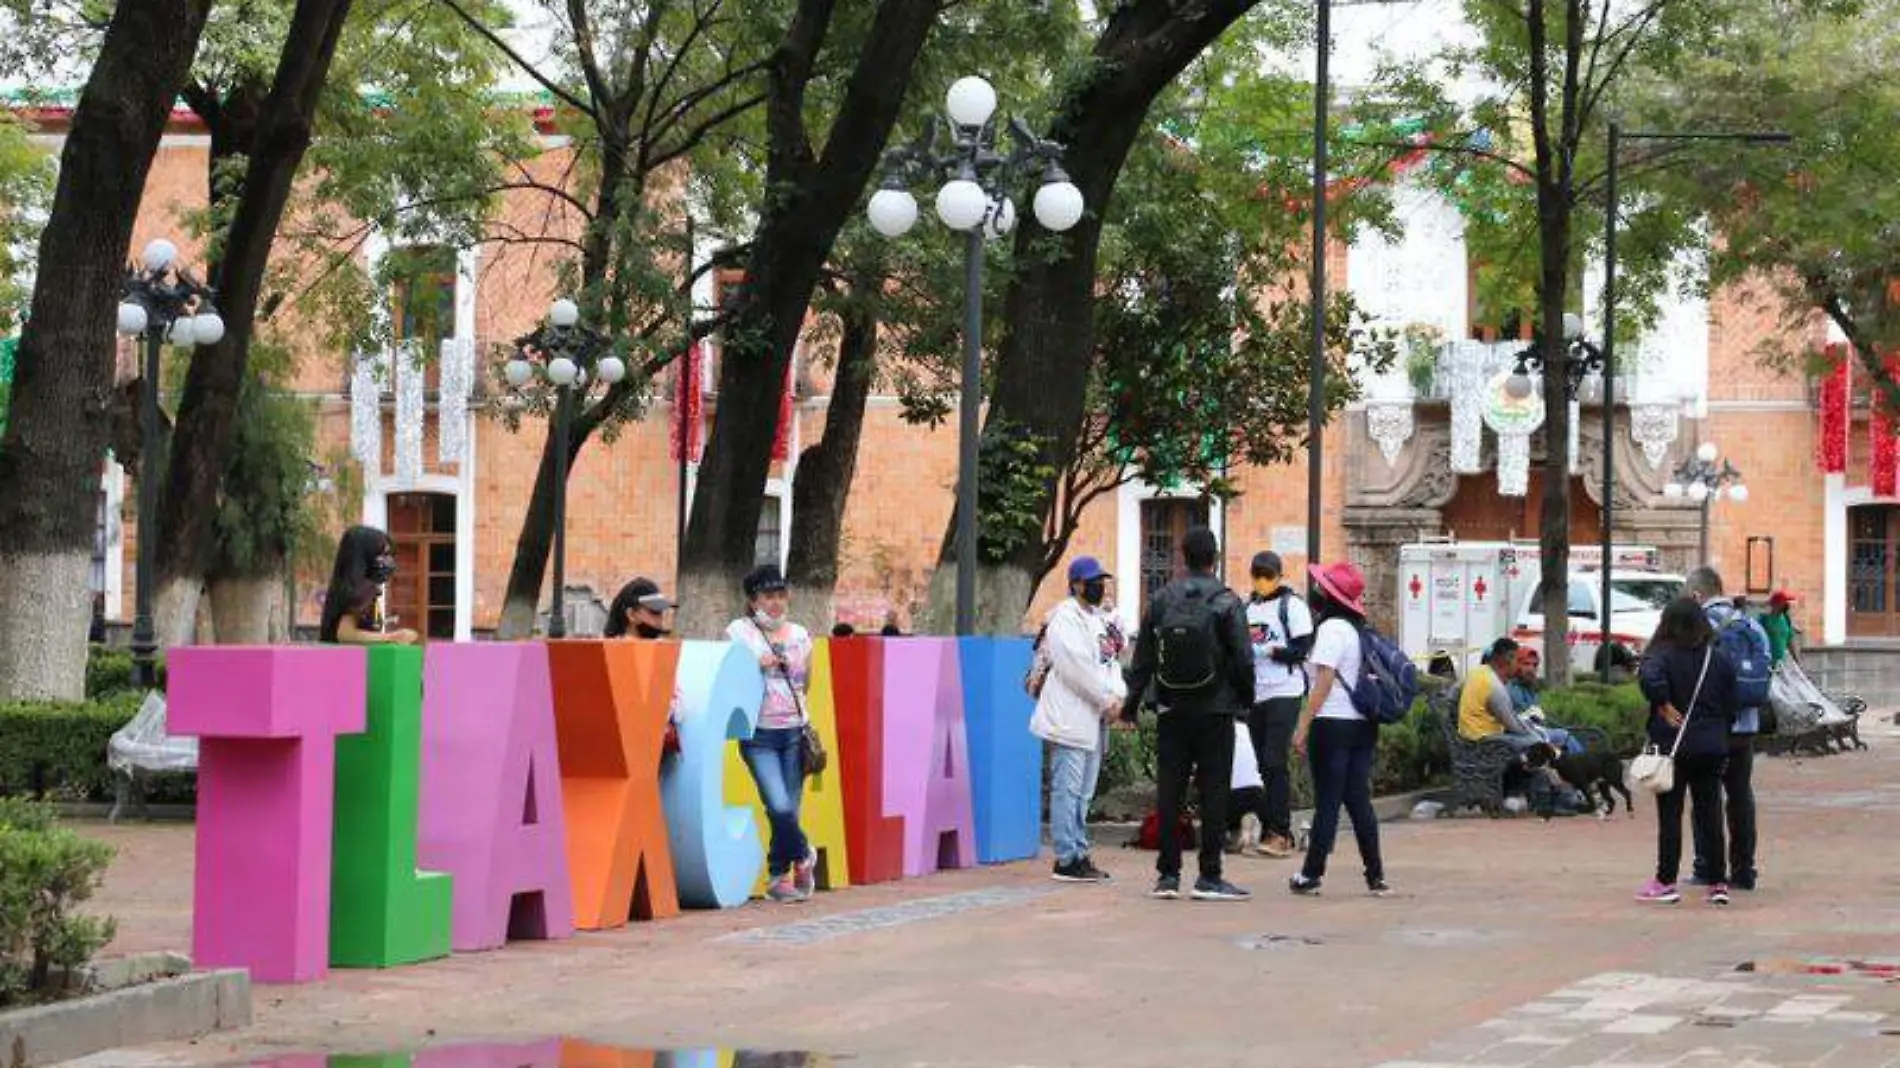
[1848, 505, 1899, 638]
[1138, 497, 1211, 607]
[386, 492, 458, 639]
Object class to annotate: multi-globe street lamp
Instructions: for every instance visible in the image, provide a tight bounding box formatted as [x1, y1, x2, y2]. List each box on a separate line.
[1503, 313, 1605, 402]
[504, 298, 625, 639]
[115, 238, 225, 688]
[1663, 440, 1748, 566]
[866, 75, 1085, 636]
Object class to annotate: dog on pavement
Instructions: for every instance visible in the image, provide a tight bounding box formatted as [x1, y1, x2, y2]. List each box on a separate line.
[1525, 744, 1634, 819]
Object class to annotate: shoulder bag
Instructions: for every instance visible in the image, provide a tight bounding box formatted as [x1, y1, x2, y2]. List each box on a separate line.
[753, 621, 828, 776]
[1626, 646, 1711, 796]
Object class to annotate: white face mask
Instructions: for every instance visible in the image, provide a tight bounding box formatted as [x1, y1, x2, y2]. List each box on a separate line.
[753, 607, 786, 629]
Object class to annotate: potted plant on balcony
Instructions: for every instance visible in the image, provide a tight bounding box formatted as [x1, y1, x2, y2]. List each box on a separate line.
[1402, 323, 1446, 395]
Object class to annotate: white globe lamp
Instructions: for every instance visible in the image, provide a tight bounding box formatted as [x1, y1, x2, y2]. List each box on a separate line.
[1728, 483, 1749, 503]
[504, 359, 533, 388]
[936, 178, 989, 231]
[867, 188, 919, 237]
[1696, 441, 1719, 463]
[116, 302, 148, 336]
[192, 311, 226, 346]
[596, 355, 627, 384]
[141, 238, 178, 273]
[549, 298, 580, 328]
[944, 76, 997, 129]
[547, 357, 580, 386]
[1663, 482, 1686, 500]
[166, 315, 197, 347]
[1687, 480, 1711, 503]
[1563, 312, 1585, 339]
[1504, 373, 1535, 400]
[985, 196, 1016, 240]
[1032, 179, 1085, 232]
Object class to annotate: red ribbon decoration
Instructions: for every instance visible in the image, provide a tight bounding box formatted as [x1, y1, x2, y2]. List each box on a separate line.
[1873, 402, 1896, 496]
[670, 341, 704, 464]
[1818, 345, 1848, 474]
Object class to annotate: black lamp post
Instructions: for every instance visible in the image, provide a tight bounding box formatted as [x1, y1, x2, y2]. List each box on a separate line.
[1597, 124, 1789, 681]
[1664, 441, 1748, 566]
[867, 76, 1085, 637]
[115, 238, 224, 689]
[505, 299, 624, 639]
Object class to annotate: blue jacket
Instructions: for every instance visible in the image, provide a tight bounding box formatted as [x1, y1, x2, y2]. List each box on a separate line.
[1639, 641, 1737, 759]
[1704, 599, 1765, 734]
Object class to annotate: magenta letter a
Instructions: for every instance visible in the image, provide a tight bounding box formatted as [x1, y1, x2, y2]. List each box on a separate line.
[419, 643, 575, 951]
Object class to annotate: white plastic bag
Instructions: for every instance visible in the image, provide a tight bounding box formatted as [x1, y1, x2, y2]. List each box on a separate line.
[1231, 721, 1264, 791]
[107, 691, 198, 775]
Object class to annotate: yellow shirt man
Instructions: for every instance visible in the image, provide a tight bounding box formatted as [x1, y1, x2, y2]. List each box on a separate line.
[1458, 660, 1527, 741]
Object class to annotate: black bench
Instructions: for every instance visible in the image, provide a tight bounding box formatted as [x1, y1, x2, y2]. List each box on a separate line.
[1431, 687, 1610, 817]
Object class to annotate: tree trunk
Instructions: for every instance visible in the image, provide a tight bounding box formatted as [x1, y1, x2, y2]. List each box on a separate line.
[921, 0, 1266, 635]
[0, 0, 214, 700]
[207, 566, 285, 644]
[783, 293, 879, 623]
[678, 0, 941, 638]
[154, 0, 357, 645]
[496, 418, 571, 638]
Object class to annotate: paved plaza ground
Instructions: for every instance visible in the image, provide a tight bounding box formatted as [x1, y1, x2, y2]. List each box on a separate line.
[65, 719, 1900, 1068]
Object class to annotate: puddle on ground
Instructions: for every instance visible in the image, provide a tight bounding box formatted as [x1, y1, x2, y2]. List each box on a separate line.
[236, 1040, 838, 1068]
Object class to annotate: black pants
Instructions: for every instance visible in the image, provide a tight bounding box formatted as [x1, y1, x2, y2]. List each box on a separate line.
[1656, 751, 1726, 886]
[1248, 697, 1303, 840]
[1301, 717, 1384, 885]
[1695, 736, 1757, 884]
[1156, 710, 1234, 880]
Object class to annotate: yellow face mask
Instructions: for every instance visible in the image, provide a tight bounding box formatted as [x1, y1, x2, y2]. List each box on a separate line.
[1252, 577, 1280, 598]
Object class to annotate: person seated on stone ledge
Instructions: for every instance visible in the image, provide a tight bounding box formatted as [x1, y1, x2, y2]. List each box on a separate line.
[319, 525, 418, 645]
[1459, 639, 1570, 756]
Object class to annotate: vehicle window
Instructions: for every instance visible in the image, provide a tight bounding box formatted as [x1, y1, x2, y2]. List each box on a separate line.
[1612, 578, 1682, 611]
[1567, 580, 1597, 618]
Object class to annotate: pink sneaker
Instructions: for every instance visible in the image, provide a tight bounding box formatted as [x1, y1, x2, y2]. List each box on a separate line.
[793, 847, 818, 899]
[1635, 879, 1681, 904]
[766, 874, 802, 903]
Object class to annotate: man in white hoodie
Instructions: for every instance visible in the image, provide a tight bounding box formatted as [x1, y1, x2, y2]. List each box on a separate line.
[1030, 556, 1129, 883]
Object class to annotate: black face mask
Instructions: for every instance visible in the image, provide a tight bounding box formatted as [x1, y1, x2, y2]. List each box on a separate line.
[1080, 579, 1107, 606]
[635, 622, 671, 639]
[368, 556, 396, 583]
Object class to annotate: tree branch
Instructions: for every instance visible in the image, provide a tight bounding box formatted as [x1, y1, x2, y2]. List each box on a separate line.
[432, 0, 598, 119]
[646, 90, 769, 171]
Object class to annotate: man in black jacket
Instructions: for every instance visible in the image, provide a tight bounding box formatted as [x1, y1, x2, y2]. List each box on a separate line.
[1122, 527, 1254, 902]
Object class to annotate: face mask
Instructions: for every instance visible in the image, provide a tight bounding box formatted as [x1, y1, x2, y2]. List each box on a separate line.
[369, 556, 396, 583]
[635, 622, 670, 639]
[1252, 577, 1280, 598]
[1080, 579, 1107, 606]
[752, 607, 786, 629]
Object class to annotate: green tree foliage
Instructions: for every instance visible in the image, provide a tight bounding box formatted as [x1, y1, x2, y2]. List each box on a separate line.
[0, 113, 53, 337]
[209, 349, 321, 580]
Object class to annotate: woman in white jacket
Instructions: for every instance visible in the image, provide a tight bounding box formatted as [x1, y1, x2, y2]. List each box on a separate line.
[1030, 556, 1128, 883]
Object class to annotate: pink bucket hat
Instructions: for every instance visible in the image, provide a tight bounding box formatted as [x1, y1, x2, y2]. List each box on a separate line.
[1309, 561, 1367, 616]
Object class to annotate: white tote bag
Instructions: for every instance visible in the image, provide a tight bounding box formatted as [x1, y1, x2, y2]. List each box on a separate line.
[1627, 647, 1712, 796]
[1232, 721, 1264, 791]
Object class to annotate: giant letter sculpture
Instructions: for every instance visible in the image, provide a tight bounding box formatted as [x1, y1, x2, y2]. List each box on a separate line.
[330, 644, 454, 966]
[958, 637, 1043, 864]
[170, 646, 367, 983]
[723, 639, 852, 893]
[663, 640, 765, 908]
[549, 640, 682, 927]
[419, 643, 574, 950]
[829, 638, 904, 884]
[882, 639, 977, 876]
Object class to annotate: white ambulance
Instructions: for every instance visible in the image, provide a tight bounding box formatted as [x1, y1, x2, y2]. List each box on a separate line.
[1396, 539, 1681, 677]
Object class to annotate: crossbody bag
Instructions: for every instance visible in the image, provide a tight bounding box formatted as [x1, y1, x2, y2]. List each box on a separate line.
[1626, 646, 1711, 796]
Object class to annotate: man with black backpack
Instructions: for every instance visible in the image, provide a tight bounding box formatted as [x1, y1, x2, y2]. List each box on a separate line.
[1686, 566, 1768, 891]
[1121, 527, 1254, 902]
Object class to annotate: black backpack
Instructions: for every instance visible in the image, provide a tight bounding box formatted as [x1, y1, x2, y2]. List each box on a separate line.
[1155, 580, 1232, 695]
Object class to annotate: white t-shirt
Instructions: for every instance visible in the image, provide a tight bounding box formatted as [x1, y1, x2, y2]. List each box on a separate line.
[1307, 618, 1366, 721]
[1246, 594, 1315, 702]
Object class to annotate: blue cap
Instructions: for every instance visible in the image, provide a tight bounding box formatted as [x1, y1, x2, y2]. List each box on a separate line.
[1067, 556, 1111, 583]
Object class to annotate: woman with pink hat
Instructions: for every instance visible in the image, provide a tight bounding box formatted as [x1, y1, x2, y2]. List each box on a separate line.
[1289, 561, 1389, 897]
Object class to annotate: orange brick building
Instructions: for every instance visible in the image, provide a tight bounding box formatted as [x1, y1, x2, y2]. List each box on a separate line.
[27, 106, 1882, 657]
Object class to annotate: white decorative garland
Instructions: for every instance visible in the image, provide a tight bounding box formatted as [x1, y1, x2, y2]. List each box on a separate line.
[350, 350, 384, 474]
[438, 336, 472, 465]
[395, 340, 425, 483]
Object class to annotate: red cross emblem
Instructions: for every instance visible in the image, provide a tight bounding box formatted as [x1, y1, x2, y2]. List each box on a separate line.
[1409, 575, 1423, 599]
[1474, 577, 1488, 601]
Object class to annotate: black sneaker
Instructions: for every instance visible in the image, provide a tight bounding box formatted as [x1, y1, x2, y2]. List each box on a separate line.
[1733, 872, 1757, 892]
[1367, 878, 1393, 897]
[1052, 859, 1093, 883]
[1191, 877, 1251, 902]
[1077, 858, 1113, 882]
[1151, 875, 1181, 899]
[1289, 874, 1322, 896]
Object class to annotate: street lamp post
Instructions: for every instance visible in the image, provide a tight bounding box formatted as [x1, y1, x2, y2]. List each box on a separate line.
[115, 238, 225, 689]
[867, 75, 1085, 636]
[505, 298, 625, 639]
[1598, 124, 1788, 681]
[1664, 441, 1748, 565]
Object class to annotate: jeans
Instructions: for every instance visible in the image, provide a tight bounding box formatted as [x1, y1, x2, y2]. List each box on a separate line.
[1655, 751, 1725, 886]
[1156, 711, 1234, 880]
[1048, 735, 1104, 865]
[740, 727, 810, 878]
[1696, 737, 1757, 884]
[1301, 717, 1384, 885]
[1248, 697, 1302, 839]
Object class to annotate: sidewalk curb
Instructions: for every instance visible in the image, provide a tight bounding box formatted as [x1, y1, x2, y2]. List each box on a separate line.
[0, 966, 249, 1067]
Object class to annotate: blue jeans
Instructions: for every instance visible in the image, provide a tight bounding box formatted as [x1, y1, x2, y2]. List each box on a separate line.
[1300, 718, 1384, 884]
[1048, 736, 1104, 865]
[740, 727, 809, 878]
